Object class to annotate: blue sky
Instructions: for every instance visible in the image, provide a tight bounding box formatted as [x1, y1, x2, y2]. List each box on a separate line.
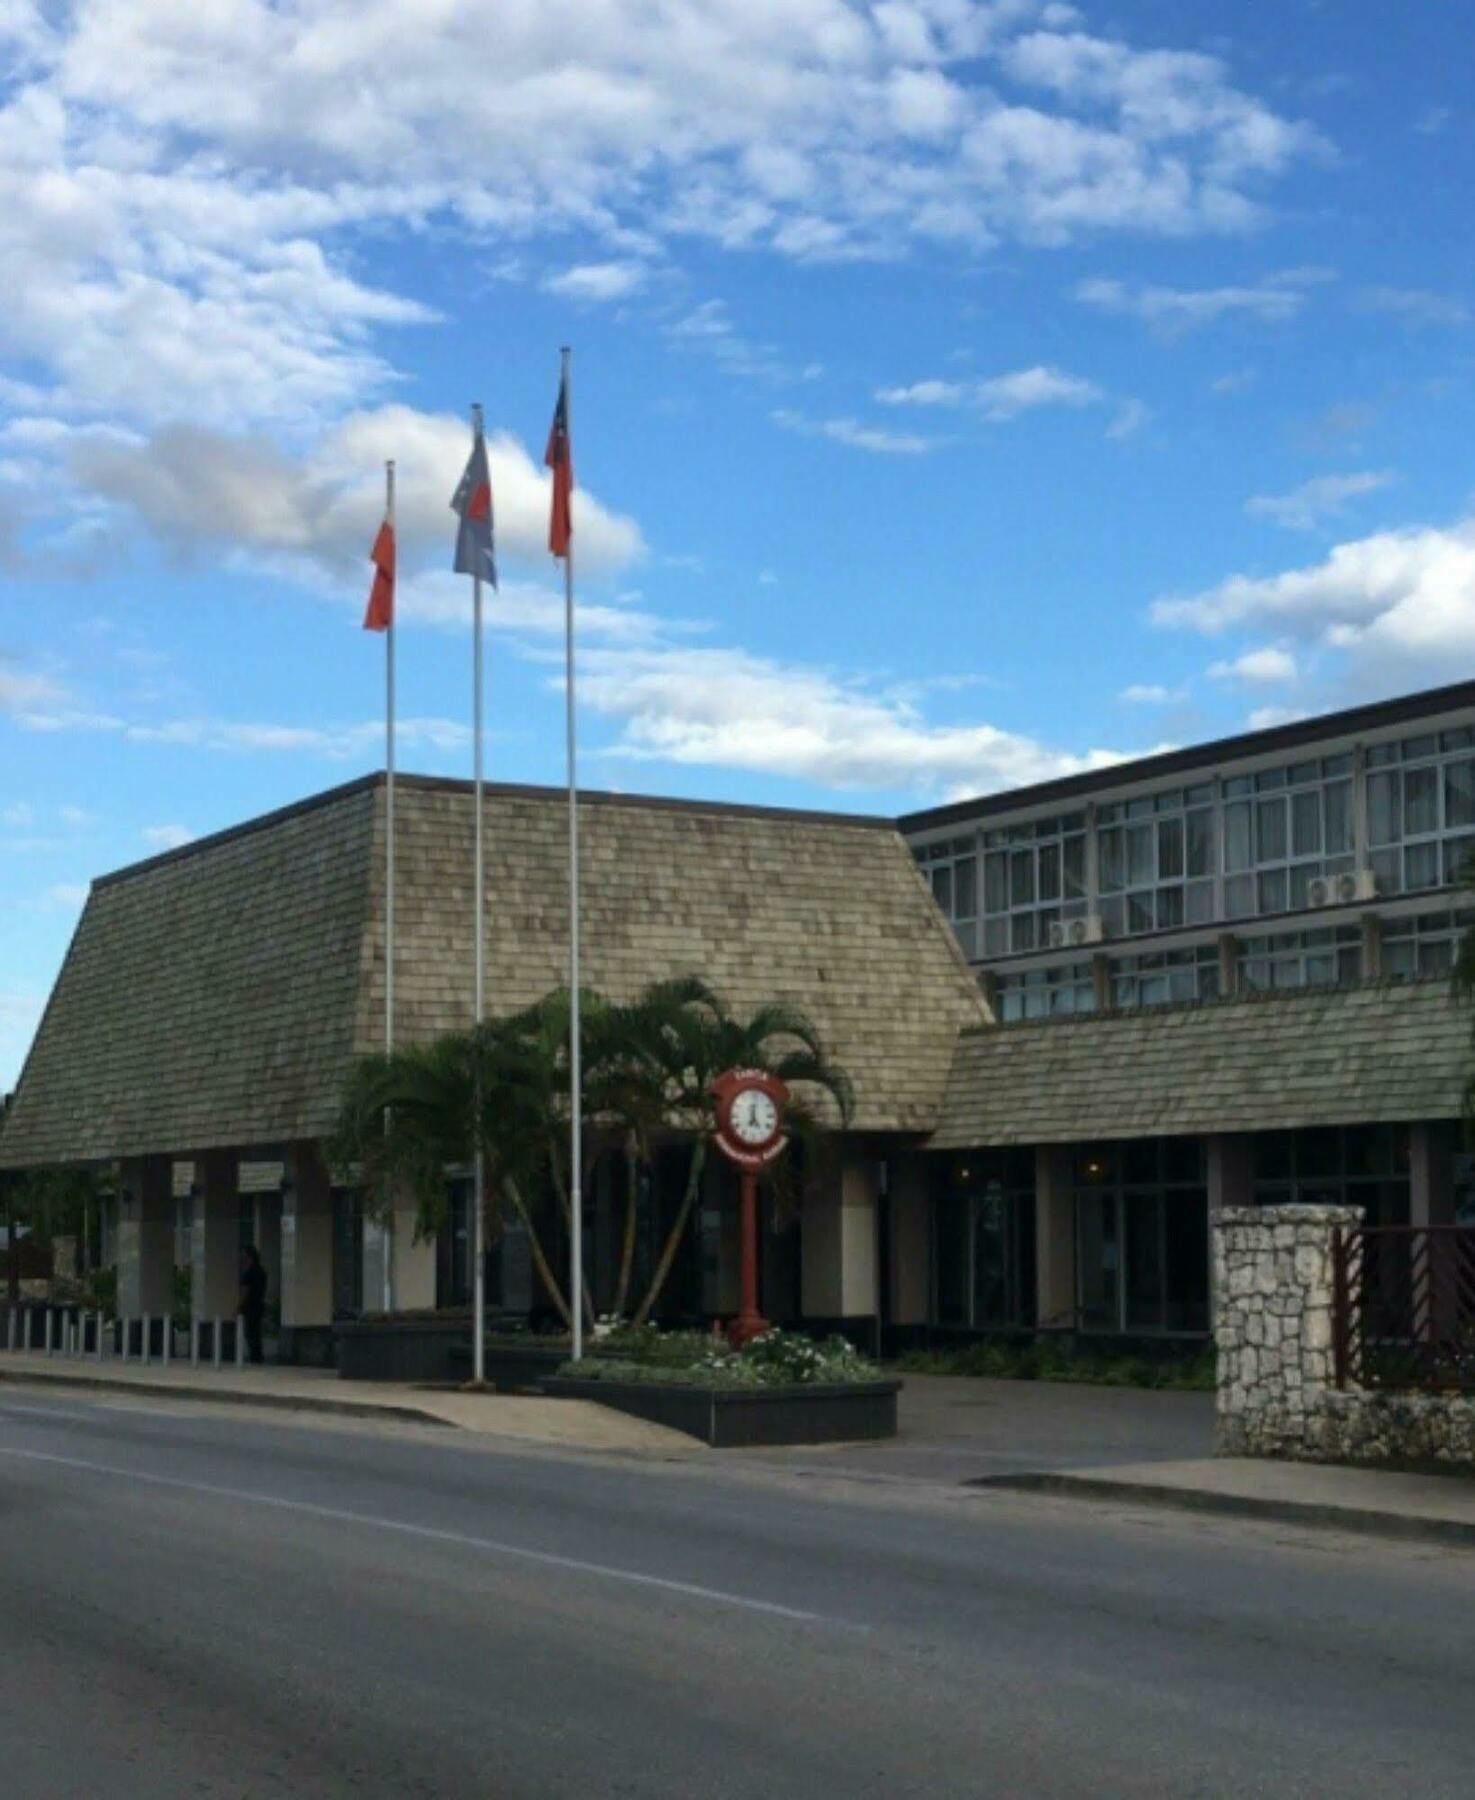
[2, 0, 1472, 1086]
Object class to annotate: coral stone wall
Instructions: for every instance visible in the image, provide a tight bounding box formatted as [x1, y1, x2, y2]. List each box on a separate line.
[1215, 1203, 1475, 1468]
[1214, 1204, 1360, 1458]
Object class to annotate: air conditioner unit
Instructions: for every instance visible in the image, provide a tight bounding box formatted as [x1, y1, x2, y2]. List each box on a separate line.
[1307, 869, 1377, 909]
[1048, 915, 1105, 950]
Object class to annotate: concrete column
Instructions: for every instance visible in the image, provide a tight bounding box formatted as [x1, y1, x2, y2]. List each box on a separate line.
[1207, 1134, 1253, 1214]
[393, 1207, 436, 1312]
[253, 1193, 282, 1316]
[888, 1152, 929, 1327]
[1360, 912, 1383, 980]
[1034, 1144, 1075, 1332]
[280, 1140, 333, 1349]
[1409, 1121, 1455, 1228]
[117, 1156, 173, 1319]
[1217, 932, 1240, 998]
[192, 1149, 240, 1324]
[801, 1145, 877, 1324]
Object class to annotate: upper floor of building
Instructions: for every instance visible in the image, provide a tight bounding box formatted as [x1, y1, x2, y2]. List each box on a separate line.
[899, 678, 1475, 1022]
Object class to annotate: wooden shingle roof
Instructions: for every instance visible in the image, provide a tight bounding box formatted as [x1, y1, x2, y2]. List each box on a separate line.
[932, 976, 1469, 1149]
[0, 774, 987, 1166]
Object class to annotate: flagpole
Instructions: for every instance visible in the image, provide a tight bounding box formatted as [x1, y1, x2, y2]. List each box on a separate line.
[562, 346, 583, 1363]
[383, 458, 396, 1316]
[470, 403, 487, 1389]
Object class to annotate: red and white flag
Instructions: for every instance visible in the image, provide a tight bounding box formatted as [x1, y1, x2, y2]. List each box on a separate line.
[545, 371, 573, 558]
[363, 514, 395, 632]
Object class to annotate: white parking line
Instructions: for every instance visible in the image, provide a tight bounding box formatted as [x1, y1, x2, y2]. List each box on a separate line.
[0, 1445, 826, 1624]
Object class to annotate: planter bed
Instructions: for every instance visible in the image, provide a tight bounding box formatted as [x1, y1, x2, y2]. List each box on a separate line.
[544, 1374, 900, 1447]
[337, 1316, 566, 1389]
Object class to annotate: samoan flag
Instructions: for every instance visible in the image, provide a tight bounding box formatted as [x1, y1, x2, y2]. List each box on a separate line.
[450, 424, 497, 587]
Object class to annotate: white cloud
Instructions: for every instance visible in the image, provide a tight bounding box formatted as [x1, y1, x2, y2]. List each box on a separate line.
[1106, 397, 1150, 440]
[1119, 683, 1183, 704]
[1076, 269, 1326, 331]
[1245, 470, 1393, 531]
[578, 642, 1140, 798]
[0, 2, 1323, 451]
[2, 802, 36, 827]
[770, 409, 934, 455]
[543, 260, 648, 302]
[877, 363, 1104, 419]
[59, 804, 94, 827]
[1247, 705, 1306, 730]
[46, 883, 89, 909]
[142, 823, 195, 851]
[71, 405, 645, 582]
[1355, 286, 1469, 329]
[1209, 646, 1298, 684]
[1153, 516, 1475, 694]
[0, 664, 64, 715]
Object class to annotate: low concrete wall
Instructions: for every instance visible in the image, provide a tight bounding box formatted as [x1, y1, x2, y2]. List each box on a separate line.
[1214, 1204, 1475, 1470]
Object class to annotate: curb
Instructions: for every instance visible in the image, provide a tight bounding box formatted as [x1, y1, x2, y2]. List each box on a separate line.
[0, 1365, 456, 1431]
[971, 1471, 1475, 1549]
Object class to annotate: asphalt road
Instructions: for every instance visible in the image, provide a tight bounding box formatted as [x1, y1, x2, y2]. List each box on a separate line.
[2, 1387, 1472, 1799]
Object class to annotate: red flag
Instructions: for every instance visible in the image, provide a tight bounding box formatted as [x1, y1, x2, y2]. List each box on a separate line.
[363, 517, 395, 631]
[545, 374, 573, 558]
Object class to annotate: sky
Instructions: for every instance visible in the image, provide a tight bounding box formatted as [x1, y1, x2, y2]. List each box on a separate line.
[1, 0, 1473, 1087]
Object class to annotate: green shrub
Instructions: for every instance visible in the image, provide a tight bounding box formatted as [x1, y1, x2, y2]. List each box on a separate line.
[892, 1339, 1214, 1392]
[560, 1324, 880, 1389]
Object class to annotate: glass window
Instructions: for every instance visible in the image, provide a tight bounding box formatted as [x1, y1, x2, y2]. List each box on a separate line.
[1076, 1140, 1207, 1335]
[1292, 789, 1322, 857]
[1446, 760, 1475, 830]
[1368, 771, 1400, 846]
[1257, 797, 1287, 862]
[1405, 765, 1439, 836]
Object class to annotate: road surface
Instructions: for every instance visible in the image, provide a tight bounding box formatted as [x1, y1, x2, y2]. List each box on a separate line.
[1, 1386, 1470, 1798]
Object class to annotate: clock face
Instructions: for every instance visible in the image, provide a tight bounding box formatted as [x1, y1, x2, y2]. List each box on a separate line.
[729, 1087, 779, 1146]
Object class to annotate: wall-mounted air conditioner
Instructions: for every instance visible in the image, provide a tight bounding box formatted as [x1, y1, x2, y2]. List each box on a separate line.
[1047, 915, 1105, 950]
[1307, 869, 1377, 909]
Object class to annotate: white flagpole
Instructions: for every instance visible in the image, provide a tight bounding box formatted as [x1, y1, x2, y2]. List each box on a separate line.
[471, 403, 487, 1388]
[563, 347, 583, 1363]
[383, 458, 396, 1316]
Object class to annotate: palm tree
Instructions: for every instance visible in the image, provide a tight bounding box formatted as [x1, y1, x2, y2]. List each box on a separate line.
[629, 980, 854, 1326]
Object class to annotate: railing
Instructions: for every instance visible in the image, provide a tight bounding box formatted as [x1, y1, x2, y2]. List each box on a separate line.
[1, 1305, 246, 1370]
[1331, 1225, 1475, 1393]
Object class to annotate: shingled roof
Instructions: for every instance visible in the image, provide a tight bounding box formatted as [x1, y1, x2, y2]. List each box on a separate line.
[932, 976, 1470, 1149]
[0, 774, 988, 1166]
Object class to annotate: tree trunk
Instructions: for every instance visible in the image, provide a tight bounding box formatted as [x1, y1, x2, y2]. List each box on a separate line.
[633, 1137, 707, 1327]
[503, 1176, 572, 1331]
[612, 1133, 640, 1319]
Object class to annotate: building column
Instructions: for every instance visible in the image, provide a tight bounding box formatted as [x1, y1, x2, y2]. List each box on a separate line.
[117, 1155, 173, 1320]
[888, 1151, 930, 1329]
[393, 1205, 437, 1313]
[192, 1149, 240, 1331]
[252, 1191, 282, 1319]
[1207, 1134, 1253, 1214]
[1409, 1121, 1455, 1228]
[800, 1144, 878, 1329]
[280, 1140, 334, 1363]
[1034, 1144, 1075, 1332]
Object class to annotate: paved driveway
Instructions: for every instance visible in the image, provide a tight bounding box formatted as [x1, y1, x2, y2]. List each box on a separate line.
[733, 1373, 1214, 1485]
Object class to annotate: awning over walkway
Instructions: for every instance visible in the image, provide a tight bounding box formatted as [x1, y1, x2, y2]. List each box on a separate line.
[932, 977, 1468, 1149]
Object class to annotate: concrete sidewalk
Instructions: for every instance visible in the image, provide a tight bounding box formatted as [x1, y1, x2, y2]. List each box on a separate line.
[980, 1457, 1475, 1548]
[0, 1353, 698, 1455]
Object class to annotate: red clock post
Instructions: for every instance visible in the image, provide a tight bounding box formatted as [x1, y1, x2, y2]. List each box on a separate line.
[710, 1068, 790, 1347]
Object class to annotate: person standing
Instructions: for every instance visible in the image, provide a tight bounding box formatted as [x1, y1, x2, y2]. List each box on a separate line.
[239, 1245, 267, 1365]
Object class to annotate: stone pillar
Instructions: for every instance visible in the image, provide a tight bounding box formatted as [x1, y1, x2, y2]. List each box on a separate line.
[888, 1152, 929, 1328]
[1213, 1203, 1361, 1459]
[192, 1149, 240, 1325]
[1034, 1144, 1075, 1331]
[280, 1140, 334, 1362]
[117, 1155, 173, 1319]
